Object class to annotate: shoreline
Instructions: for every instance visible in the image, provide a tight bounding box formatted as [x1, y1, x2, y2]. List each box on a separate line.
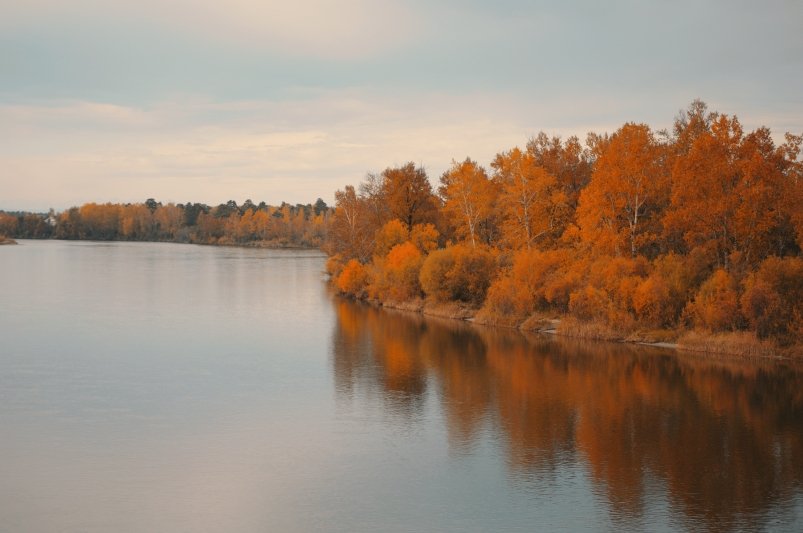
[348, 296, 796, 361]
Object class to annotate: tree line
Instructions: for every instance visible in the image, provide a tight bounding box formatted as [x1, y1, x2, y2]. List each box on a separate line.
[326, 101, 803, 353]
[0, 198, 331, 248]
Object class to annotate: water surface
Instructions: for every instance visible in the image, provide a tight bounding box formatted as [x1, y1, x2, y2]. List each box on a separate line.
[1, 240, 801, 532]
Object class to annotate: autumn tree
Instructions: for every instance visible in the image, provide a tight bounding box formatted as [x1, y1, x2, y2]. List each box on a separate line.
[527, 132, 593, 212]
[778, 133, 803, 251]
[328, 185, 372, 262]
[381, 162, 439, 231]
[576, 123, 668, 258]
[153, 203, 183, 240]
[492, 148, 567, 250]
[79, 203, 121, 240]
[0, 212, 17, 237]
[439, 158, 496, 247]
[664, 113, 796, 270]
[119, 204, 153, 240]
[359, 172, 391, 229]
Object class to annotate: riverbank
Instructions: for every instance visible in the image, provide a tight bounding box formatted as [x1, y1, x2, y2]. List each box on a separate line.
[0, 236, 17, 245]
[355, 295, 798, 360]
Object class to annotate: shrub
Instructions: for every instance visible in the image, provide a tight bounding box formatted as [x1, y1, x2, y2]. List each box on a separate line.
[419, 248, 454, 302]
[478, 276, 533, 325]
[684, 269, 741, 331]
[336, 259, 371, 298]
[419, 244, 497, 305]
[568, 285, 610, 321]
[633, 276, 673, 327]
[373, 241, 424, 302]
[479, 248, 581, 324]
[741, 256, 803, 344]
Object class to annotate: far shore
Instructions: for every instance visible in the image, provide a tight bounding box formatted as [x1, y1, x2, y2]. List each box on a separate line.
[4, 236, 318, 251]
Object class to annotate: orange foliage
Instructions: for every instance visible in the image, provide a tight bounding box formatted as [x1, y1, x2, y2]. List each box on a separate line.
[439, 158, 495, 247]
[78, 203, 121, 239]
[410, 223, 439, 254]
[633, 276, 673, 327]
[664, 114, 798, 270]
[0, 212, 18, 237]
[316, 101, 802, 346]
[373, 219, 409, 257]
[741, 256, 803, 344]
[492, 147, 567, 250]
[370, 241, 424, 302]
[685, 269, 741, 332]
[419, 244, 497, 305]
[336, 259, 371, 299]
[480, 248, 580, 323]
[577, 123, 668, 258]
[381, 162, 439, 230]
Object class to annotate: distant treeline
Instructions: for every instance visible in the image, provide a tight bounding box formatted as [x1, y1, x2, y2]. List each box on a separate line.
[325, 101, 803, 355]
[0, 198, 331, 248]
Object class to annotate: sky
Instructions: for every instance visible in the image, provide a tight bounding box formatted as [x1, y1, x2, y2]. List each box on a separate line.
[1, 0, 801, 211]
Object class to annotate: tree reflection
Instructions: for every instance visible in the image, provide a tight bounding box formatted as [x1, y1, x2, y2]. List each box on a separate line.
[330, 299, 803, 530]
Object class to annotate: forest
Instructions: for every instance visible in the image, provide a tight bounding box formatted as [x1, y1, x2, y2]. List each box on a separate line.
[0, 198, 331, 248]
[325, 101, 803, 356]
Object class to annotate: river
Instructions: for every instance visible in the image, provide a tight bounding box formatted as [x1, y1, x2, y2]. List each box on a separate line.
[1, 240, 801, 532]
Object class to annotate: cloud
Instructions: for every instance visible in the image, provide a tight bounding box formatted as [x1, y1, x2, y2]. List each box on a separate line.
[2, 86, 801, 212]
[0, 91, 526, 209]
[2, 0, 419, 60]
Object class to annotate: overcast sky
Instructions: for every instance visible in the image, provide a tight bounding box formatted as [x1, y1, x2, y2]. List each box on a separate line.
[1, 0, 801, 211]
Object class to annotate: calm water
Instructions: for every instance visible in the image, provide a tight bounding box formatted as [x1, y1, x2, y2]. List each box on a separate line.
[1, 240, 802, 532]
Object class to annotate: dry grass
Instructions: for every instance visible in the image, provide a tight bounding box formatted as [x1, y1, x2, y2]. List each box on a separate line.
[472, 307, 524, 328]
[677, 330, 778, 358]
[556, 317, 624, 341]
[381, 298, 425, 313]
[422, 301, 476, 320]
[520, 313, 557, 332]
[624, 328, 679, 344]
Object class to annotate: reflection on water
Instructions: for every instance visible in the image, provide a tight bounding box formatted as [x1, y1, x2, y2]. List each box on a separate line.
[331, 299, 803, 532]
